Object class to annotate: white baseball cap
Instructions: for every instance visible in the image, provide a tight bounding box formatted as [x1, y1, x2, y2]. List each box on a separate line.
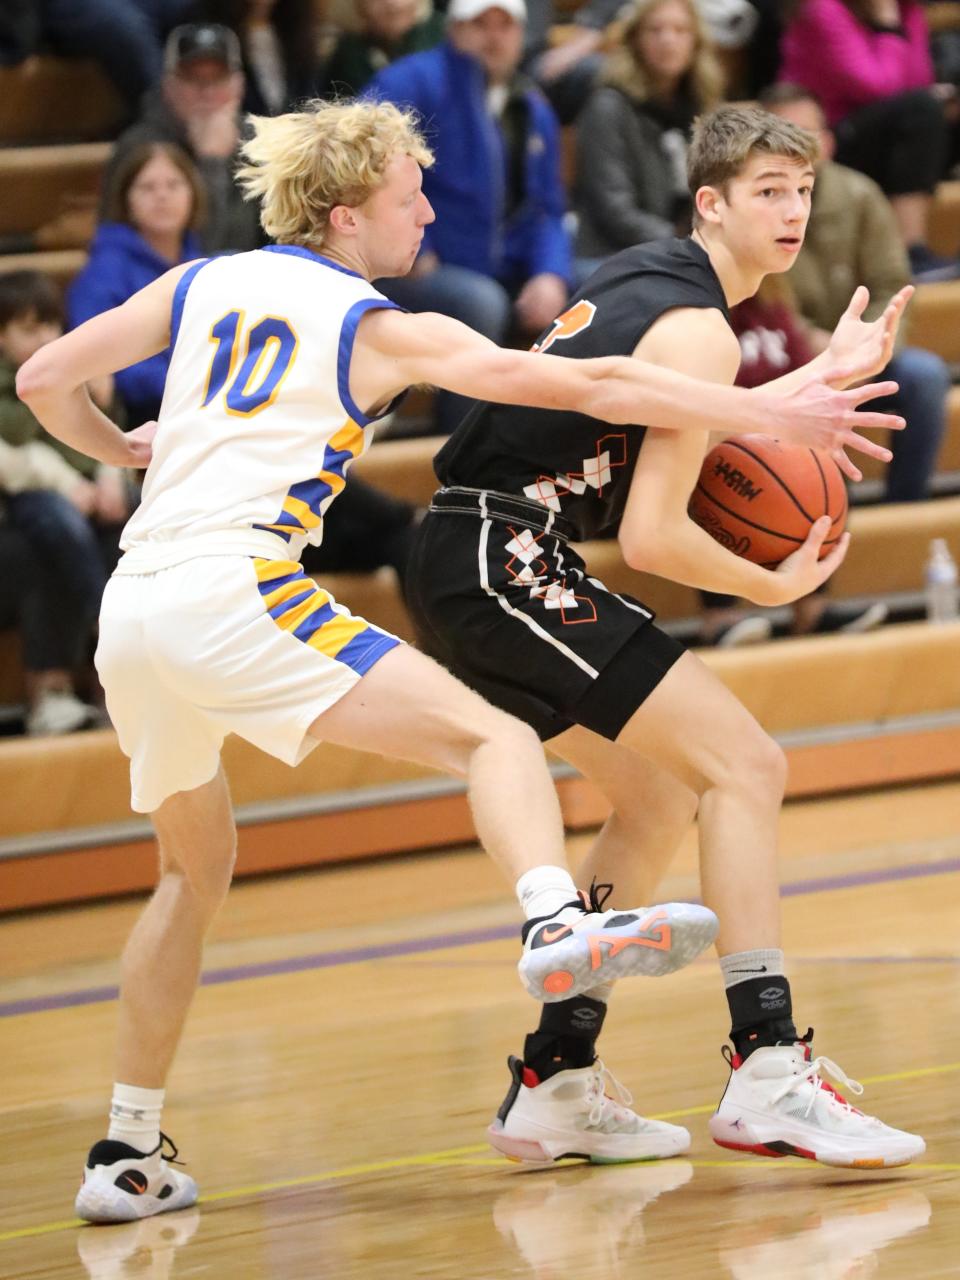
[446, 0, 527, 22]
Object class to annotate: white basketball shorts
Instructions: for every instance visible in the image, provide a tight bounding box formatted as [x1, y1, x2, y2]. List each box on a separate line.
[96, 555, 401, 813]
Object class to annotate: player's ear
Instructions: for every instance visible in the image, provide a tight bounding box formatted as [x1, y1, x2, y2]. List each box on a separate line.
[695, 184, 723, 225]
[328, 203, 359, 236]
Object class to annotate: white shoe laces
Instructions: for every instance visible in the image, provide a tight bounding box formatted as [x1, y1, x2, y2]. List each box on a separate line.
[586, 1059, 634, 1126]
[771, 1054, 866, 1121]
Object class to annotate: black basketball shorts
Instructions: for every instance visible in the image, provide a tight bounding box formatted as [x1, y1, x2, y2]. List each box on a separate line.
[406, 486, 686, 741]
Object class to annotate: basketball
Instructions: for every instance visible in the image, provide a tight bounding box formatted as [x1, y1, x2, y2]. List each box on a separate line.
[688, 435, 847, 567]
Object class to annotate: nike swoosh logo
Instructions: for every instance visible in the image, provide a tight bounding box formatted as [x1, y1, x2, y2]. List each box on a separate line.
[540, 925, 571, 944]
[728, 966, 768, 974]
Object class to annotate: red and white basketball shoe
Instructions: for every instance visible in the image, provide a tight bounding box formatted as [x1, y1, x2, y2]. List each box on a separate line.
[709, 1041, 925, 1168]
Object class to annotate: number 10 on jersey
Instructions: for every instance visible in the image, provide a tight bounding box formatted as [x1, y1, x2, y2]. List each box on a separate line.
[202, 310, 299, 417]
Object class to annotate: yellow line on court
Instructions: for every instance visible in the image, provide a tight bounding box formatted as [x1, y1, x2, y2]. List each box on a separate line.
[3, 1060, 957, 1245]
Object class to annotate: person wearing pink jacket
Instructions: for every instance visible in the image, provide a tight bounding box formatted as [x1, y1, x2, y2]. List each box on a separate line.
[780, 0, 957, 280]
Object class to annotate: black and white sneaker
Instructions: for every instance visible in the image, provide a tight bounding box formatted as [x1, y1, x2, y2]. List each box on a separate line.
[75, 1134, 198, 1223]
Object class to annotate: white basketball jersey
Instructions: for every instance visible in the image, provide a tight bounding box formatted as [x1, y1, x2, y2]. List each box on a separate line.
[117, 245, 400, 573]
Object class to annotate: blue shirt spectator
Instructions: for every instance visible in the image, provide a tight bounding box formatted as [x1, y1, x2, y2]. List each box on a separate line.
[364, 0, 571, 433]
[69, 142, 204, 425]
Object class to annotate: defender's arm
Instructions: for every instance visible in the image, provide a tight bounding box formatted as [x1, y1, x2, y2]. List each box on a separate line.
[351, 307, 905, 451]
[16, 264, 194, 468]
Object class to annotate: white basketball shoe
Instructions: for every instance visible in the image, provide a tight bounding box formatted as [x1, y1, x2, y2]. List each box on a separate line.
[488, 1055, 691, 1165]
[709, 1041, 926, 1168]
[519, 884, 718, 1002]
[75, 1134, 199, 1223]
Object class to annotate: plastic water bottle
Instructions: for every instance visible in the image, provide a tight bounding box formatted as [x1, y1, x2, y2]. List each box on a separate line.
[924, 538, 959, 623]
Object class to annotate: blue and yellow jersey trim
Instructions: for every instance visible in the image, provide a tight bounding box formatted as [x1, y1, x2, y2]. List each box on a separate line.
[254, 559, 399, 676]
[253, 417, 366, 541]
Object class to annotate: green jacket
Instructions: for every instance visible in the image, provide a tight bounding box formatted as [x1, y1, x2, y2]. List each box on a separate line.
[789, 160, 910, 342]
[0, 355, 98, 478]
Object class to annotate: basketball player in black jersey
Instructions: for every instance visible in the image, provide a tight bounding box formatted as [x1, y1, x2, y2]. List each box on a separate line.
[407, 105, 924, 1168]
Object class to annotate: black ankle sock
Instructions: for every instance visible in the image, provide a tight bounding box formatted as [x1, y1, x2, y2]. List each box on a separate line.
[523, 995, 607, 1080]
[726, 975, 798, 1060]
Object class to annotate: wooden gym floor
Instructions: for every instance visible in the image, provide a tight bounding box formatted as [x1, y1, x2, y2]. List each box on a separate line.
[1, 779, 958, 1279]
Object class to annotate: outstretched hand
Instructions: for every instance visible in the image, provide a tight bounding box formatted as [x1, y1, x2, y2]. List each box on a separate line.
[825, 284, 915, 387]
[769, 373, 905, 481]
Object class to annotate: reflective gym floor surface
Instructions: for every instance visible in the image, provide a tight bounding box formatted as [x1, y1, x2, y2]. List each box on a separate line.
[2, 779, 958, 1279]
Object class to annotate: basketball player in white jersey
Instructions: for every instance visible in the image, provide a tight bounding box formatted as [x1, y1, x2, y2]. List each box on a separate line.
[18, 100, 907, 1223]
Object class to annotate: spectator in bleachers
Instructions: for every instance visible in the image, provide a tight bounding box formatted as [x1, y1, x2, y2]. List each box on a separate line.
[573, 0, 724, 262]
[0, 501, 99, 735]
[322, 0, 445, 97]
[365, 0, 571, 431]
[762, 82, 949, 502]
[199, 0, 324, 113]
[779, 0, 959, 281]
[0, 272, 129, 732]
[69, 143, 204, 427]
[522, 0, 622, 123]
[102, 23, 262, 253]
[0, 1, 194, 118]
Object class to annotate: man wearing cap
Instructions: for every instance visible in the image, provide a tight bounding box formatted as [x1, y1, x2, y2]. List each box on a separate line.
[365, 0, 572, 432]
[101, 23, 262, 254]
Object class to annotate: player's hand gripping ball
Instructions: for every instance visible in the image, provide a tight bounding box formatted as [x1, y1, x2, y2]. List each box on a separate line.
[688, 435, 847, 567]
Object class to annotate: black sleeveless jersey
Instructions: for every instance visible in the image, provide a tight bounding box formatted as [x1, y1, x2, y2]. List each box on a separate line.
[434, 237, 729, 540]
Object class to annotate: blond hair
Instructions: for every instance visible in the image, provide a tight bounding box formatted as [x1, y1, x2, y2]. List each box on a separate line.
[236, 99, 434, 246]
[688, 104, 819, 222]
[604, 0, 725, 111]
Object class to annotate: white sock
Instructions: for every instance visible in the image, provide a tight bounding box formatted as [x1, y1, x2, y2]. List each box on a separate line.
[719, 948, 786, 990]
[107, 1083, 164, 1153]
[516, 865, 578, 920]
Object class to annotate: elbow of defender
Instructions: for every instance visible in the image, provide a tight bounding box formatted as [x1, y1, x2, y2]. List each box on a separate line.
[16, 349, 61, 406]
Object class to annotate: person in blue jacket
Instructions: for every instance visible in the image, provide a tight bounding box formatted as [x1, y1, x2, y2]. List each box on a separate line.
[365, 0, 572, 431]
[69, 142, 205, 426]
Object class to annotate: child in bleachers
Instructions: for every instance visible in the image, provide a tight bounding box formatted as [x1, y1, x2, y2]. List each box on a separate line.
[0, 438, 100, 734]
[0, 271, 135, 729]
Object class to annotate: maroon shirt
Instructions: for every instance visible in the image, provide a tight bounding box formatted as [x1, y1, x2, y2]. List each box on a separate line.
[730, 296, 814, 389]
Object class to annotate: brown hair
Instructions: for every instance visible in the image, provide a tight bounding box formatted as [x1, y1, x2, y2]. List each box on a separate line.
[688, 104, 820, 221]
[0, 270, 63, 330]
[604, 0, 725, 111]
[757, 81, 825, 118]
[104, 142, 206, 231]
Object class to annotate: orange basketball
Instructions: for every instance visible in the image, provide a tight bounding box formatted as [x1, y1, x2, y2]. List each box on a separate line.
[688, 435, 847, 567]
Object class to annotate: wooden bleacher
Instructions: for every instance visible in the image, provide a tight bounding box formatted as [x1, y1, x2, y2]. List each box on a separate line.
[0, 58, 124, 146]
[2, 619, 958, 910]
[0, 249, 88, 289]
[0, 143, 106, 252]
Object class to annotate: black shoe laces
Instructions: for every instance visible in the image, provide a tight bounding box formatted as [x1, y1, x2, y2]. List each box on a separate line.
[159, 1132, 186, 1166]
[585, 878, 614, 912]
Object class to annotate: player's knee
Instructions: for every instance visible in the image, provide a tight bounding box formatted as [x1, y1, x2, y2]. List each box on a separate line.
[167, 833, 236, 915]
[462, 704, 542, 773]
[736, 729, 787, 800]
